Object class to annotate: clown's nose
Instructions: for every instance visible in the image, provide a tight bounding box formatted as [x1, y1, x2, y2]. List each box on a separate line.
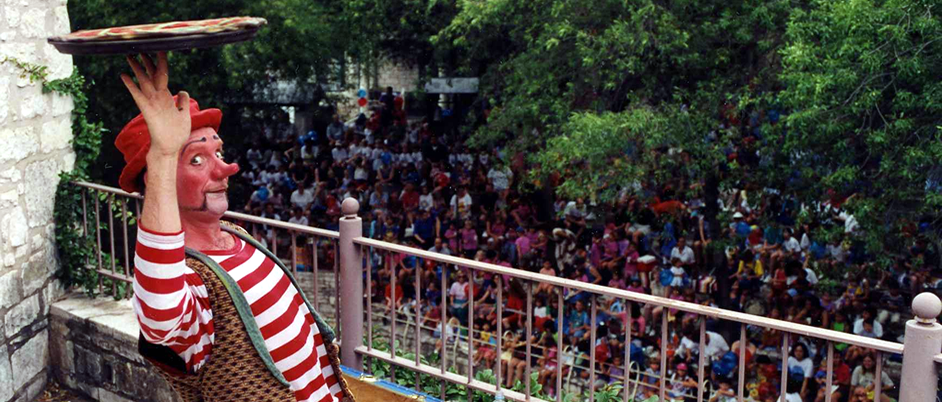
[213, 161, 240, 179]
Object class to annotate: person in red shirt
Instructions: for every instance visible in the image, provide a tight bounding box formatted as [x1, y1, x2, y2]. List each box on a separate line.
[399, 183, 420, 212]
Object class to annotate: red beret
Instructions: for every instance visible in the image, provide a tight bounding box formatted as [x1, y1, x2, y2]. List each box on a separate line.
[115, 97, 222, 193]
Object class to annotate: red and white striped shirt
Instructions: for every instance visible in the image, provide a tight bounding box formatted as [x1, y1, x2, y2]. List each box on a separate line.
[132, 226, 343, 402]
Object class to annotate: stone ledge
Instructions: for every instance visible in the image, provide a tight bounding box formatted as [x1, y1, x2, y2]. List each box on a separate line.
[50, 294, 139, 345]
[50, 293, 178, 402]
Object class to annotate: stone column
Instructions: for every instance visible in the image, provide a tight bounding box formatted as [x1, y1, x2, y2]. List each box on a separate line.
[0, 0, 75, 401]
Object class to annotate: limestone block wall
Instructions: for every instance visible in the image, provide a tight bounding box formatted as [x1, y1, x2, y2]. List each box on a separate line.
[374, 59, 418, 93]
[0, 0, 75, 401]
[50, 296, 179, 402]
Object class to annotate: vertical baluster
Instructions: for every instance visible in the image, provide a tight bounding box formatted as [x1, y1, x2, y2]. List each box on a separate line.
[659, 312, 667, 402]
[366, 245, 372, 351]
[312, 239, 319, 311]
[134, 198, 141, 219]
[121, 198, 130, 278]
[825, 342, 833, 402]
[468, 269, 475, 385]
[390, 250, 397, 382]
[590, 294, 597, 402]
[874, 351, 883, 402]
[697, 317, 706, 402]
[780, 332, 789, 402]
[272, 227, 278, 259]
[414, 258, 421, 392]
[624, 300, 632, 402]
[121, 198, 131, 299]
[82, 189, 89, 266]
[107, 194, 117, 295]
[525, 281, 533, 401]
[556, 289, 564, 402]
[291, 233, 298, 274]
[496, 274, 503, 393]
[386, 252, 396, 358]
[95, 191, 103, 294]
[441, 266, 448, 402]
[441, 265, 448, 375]
[738, 323, 746, 402]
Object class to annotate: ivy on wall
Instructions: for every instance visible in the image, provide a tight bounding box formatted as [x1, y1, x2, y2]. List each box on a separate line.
[4, 57, 123, 298]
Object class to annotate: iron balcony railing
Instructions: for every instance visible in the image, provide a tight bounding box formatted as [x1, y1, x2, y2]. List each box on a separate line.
[70, 183, 942, 402]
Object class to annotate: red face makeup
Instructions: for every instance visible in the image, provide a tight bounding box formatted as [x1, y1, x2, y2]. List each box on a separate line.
[176, 127, 239, 219]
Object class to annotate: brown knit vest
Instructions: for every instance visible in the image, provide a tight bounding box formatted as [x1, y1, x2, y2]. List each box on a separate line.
[138, 223, 354, 402]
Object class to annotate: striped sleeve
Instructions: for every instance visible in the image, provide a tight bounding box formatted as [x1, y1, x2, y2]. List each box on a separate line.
[132, 225, 214, 372]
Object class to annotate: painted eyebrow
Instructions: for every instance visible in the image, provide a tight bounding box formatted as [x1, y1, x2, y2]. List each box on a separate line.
[180, 137, 207, 155]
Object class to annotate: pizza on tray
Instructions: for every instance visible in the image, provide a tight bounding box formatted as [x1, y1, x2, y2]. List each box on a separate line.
[47, 17, 267, 55]
[51, 17, 266, 42]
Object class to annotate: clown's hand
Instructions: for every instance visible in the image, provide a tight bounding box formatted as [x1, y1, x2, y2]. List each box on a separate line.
[120, 52, 191, 159]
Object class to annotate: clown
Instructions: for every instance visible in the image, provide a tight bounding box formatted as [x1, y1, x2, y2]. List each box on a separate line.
[118, 52, 352, 402]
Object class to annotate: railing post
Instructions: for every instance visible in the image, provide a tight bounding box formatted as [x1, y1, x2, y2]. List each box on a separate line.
[900, 292, 942, 402]
[338, 198, 363, 370]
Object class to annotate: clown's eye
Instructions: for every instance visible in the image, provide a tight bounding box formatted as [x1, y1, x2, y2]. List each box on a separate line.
[216, 150, 225, 160]
[191, 155, 204, 165]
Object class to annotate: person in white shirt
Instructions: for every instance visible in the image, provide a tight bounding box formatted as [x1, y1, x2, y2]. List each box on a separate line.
[428, 238, 452, 256]
[773, 229, 803, 270]
[418, 185, 434, 212]
[677, 330, 729, 362]
[782, 229, 801, 254]
[287, 207, 309, 226]
[331, 143, 349, 165]
[853, 312, 883, 338]
[290, 181, 315, 210]
[670, 237, 696, 267]
[450, 187, 473, 220]
[487, 166, 514, 193]
[246, 145, 264, 169]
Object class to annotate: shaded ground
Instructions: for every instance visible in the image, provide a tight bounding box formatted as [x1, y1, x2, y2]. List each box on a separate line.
[34, 381, 95, 402]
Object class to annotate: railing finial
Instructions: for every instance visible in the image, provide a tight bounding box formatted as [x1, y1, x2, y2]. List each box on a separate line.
[341, 197, 360, 218]
[913, 292, 942, 324]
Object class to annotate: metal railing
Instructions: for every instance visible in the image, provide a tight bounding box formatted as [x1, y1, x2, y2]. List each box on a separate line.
[350, 237, 909, 402]
[69, 184, 942, 402]
[72, 181, 343, 328]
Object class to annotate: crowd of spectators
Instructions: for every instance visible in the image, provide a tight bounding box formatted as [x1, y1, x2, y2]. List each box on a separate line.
[225, 91, 937, 402]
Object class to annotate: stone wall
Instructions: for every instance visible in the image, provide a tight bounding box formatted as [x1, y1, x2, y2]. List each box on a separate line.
[0, 0, 75, 401]
[50, 296, 178, 402]
[374, 59, 418, 94]
[47, 270, 340, 402]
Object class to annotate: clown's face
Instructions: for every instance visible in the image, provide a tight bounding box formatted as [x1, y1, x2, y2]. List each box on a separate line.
[176, 127, 239, 220]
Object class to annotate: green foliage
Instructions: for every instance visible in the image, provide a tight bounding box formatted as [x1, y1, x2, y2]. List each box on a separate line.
[417, 0, 942, 261]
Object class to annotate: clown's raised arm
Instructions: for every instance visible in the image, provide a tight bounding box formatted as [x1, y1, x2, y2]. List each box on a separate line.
[118, 53, 351, 402]
[119, 53, 191, 235]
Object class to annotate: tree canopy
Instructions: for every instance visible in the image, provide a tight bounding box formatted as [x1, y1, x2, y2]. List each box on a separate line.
[406, 0, 942, 261]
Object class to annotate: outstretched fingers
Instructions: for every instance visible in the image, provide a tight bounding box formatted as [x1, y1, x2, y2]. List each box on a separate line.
[154, 52, 169, 90]
[125, 55, 155, 95]
[140, 53, 157, 81]
[119, 73, 145, 106]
